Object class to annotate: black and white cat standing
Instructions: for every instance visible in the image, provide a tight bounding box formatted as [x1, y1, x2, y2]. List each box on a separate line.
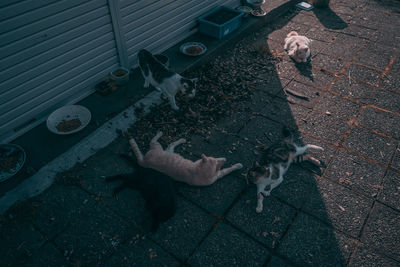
[138, 49, 198, 110]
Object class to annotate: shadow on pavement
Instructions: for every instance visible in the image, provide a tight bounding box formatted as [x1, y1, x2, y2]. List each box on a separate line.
[312, 6, 348, 30]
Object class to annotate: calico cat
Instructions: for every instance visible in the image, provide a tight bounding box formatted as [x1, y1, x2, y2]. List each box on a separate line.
[129, 132, 243, 186]
[284, 31, 311, 63]
[247, 127, 324, 213]
[138, 49, 198, 110]
[105, 154, 176, 232]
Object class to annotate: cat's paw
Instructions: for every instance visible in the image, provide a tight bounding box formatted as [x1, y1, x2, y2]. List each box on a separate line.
[172, 106, 180, 111]
[157, 131, 163, 137]
[235, 163, 243, 169]
[180, 138, 186, 143]
[256, 206, 263, 213]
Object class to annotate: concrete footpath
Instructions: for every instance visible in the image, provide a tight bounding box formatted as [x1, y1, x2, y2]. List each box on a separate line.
[1, 0, 400, 266]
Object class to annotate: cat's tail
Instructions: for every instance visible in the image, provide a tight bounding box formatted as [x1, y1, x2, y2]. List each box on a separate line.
[129, 138, 145, 165]
[287, 31, 298, 37]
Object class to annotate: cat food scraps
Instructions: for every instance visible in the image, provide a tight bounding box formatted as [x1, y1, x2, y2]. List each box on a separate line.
[185, 46, 203, 55]
[0, 150, 20, 173]
[56, 118, 82, 132]
[113, 69, 128, 77]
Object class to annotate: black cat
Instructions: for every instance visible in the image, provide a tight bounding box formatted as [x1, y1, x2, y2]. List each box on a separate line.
[106, 154, 176, 232]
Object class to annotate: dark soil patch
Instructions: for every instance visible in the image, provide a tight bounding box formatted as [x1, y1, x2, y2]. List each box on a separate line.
[127, 15, 288, 147]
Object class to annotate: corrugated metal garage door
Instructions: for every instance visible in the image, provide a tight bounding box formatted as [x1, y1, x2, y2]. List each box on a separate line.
[0, 0, 119, 142]
[121, 0, 240, 66]
[0, 0, 241, 143]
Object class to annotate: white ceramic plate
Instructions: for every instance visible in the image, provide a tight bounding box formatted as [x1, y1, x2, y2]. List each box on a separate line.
[0, 144, 26, 182]
[47, 105, 91, 135]
[180, 42, 207, 56]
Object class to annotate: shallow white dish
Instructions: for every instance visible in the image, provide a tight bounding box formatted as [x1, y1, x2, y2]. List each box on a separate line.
[47, 105, 91, 135]
[180, 42, 207, 56]
[0, 144, 26, 182]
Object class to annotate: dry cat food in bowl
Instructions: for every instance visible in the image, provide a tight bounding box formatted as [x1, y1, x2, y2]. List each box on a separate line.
[47, 105, 91, 135]
[0, 144, 26, 182]
[180, 42, 207, 56]
[251, 9, 267, 16]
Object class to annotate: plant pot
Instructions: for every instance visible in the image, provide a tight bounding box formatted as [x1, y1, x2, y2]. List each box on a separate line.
[154, 54, 170, 68]
[110, 67, 130, 86]
[198, 6, 244, 39]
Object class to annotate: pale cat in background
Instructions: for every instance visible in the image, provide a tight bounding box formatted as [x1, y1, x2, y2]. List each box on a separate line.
[247, 127, 324, 213]
[284, 31, 311, 63]
[129, 132, 243, 186]
[138, 49, 197, 110]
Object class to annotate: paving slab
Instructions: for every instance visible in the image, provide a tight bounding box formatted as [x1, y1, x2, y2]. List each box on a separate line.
[325, 34, 368, 60]
[302, 176, 373, 238]
[343, 126, 397, 166]
[389, 57, 400, 76]
[24, 243, 69, 267]
[238, 116, 283, 147]
[301, 93, 361, 145]
[311, 52, 346, 73]
[346, 63, 383, 87]
[380, 73, 400, 95]
[147, 196, 216, 260]
[331, 77, 400, 114]
[226, 187, 297, 249]
[278, 211, 356, 266]
[0, 218, 46, 267]
[358, 107, 400, 139]
[348, 244, 400, 267]
[53, 202, 132, 266]
[391, 145, 400, 172]
[270, 164, 316, 209]
[104, 236, 180, 267]
[257, 96, 312, 129]
[32, 184, 97, 240]
[187, 222, 269, 267]
[267, 256, 295, 267]
[178, 173, 246, 216]
[324, 149, 387, 197]
[277, 79, 324, 109]
[355, 42, 395, 71]
[378, 169, 400, 212]
[293, 67, 337, 90]
[361, 202, 400, 261]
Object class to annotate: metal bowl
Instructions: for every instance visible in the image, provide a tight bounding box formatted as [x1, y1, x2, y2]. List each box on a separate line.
[47, 105, 91, 135]
[0, 144, 26, 182]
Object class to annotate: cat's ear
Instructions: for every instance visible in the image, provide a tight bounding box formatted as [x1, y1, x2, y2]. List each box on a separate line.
[201, 154, 208, 162]
[254, 161, 260, 167]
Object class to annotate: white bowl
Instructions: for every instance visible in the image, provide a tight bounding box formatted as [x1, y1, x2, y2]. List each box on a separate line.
[0, 144, 26, 182]
[47, 105, 91, 135]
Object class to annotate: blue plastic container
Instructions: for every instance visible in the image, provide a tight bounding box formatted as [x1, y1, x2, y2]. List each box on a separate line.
[198, 6, 244, 39]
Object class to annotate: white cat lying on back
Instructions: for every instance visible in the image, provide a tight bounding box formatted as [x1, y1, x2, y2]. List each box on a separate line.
[284, 31, 311, 63]
[129, 132, 243, 186]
